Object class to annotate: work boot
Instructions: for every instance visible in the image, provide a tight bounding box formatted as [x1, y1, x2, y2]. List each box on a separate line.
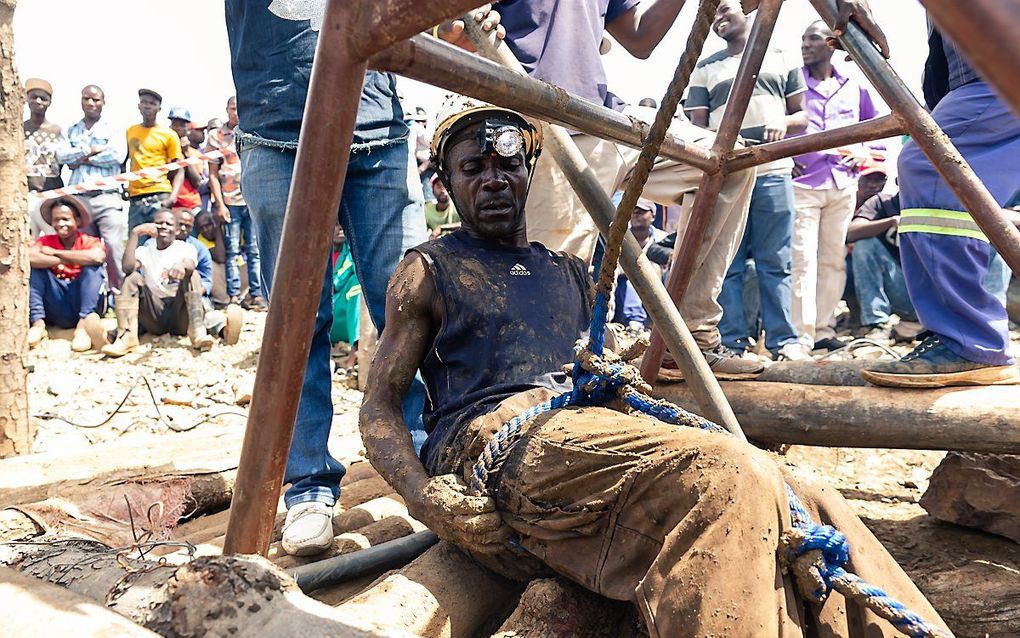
[102, 297, 141, 358]
[185, 291, 215, 351]
[281, 501, 334, 557]
[72, 313, 107, 352]
[862, 335, 1020, 388]
[27, 320, 47, 349]
[82, 312, 108, 350]
[222, 303, 244, 345]
[244, 295, 268, 312]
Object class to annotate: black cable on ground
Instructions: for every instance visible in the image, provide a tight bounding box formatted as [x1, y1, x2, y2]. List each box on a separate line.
[34, 375, 247, 432]
[289, 530, 439, 593]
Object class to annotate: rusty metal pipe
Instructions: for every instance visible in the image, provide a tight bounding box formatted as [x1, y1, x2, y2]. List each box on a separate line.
[347, 0, 490, 58]
[811, 0, 1020, 277]
[223, 1, 367, 556]
[640, 0, 784, 383]
[726, 114, 903, 172]
[921, 0, 1020, 119]
[371, 36, 720, 174]
[457, 15, 744, 438]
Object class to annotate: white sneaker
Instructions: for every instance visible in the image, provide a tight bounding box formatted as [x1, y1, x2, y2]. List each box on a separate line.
[281, 501, 334, 556]
[777, 343, 814, 362]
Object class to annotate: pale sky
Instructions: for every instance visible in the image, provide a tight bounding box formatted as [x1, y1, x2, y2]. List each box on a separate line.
[15, 1, 928, 152]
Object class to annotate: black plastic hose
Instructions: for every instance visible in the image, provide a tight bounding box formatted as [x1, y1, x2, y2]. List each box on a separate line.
[289, 529, 439, 593]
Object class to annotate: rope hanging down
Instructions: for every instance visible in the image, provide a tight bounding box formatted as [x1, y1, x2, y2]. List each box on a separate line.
[468, 1, 949, 635]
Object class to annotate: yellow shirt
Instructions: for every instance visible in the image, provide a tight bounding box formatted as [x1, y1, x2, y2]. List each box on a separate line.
[126, 123, 182, 197]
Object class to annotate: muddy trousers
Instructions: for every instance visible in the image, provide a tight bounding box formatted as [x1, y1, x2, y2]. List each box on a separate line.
[120, 270, 202, 336]
[462, 395, 949, 637]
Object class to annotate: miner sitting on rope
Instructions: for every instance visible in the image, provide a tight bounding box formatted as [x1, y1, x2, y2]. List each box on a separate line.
[360, 98, 950, 637]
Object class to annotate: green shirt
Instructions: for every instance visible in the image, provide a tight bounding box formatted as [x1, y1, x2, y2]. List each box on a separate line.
[424, 201, 459, 230]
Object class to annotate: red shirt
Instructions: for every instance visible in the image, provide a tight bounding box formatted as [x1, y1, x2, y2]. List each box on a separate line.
[35, 232, 104, 281]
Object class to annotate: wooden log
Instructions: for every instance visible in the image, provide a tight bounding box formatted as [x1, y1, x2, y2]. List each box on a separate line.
[310, 572, 384, 607]
[490, 578, 638, 638]
[341, 460, 381, 486]
[0, 428, 242, 508]
[334, 495, 408, 534]
[0, 566, 161, 638]
[755, 360, 869, 387]
[0, 540, 414, 638]
[338, 542, 522, 638]
[339, 476, 395, 509]
[652, 382, 1020, 453]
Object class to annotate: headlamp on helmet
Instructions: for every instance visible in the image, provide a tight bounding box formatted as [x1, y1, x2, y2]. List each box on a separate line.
[431, 98, 543, 180]
[483, 121, 526, 159]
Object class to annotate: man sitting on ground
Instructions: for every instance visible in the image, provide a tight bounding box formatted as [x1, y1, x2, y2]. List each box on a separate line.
[103, 209, 216, 357]
[28, 196, 107, 352]
[360, 100, 948, 637]
[167, 208, 213, 296]
[846, 182, 920, 344]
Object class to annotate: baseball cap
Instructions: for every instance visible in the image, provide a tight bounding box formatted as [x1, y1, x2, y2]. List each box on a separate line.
[634, 198, 656, 213]
[167, 106, 192, 122]
[25, 78, 52, 97]
[138, 88, 163, 103]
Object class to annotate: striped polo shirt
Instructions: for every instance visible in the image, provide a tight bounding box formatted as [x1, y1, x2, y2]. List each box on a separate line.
[687, 48, 806, 175]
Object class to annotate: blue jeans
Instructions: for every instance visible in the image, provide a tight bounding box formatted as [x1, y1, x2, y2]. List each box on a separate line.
[224, 205, 264, 299]
[240, 135, 428, 508]
[29, 265, 104, 327]
[851, 238, 916, 326]
[612, 274, 648, 327]
[718, 174, 799, 351]
[127, 192, 170, 231]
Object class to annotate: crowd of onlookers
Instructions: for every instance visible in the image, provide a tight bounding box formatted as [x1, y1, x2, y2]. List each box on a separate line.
[21, 6, 1016, 374]
[23, 80, 262, 356]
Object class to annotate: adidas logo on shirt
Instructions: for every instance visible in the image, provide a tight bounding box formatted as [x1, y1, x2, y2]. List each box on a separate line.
[510, 263, 531, 276]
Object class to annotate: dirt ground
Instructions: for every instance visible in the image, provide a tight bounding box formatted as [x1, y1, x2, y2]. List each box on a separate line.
[21, 312, 1020, 637]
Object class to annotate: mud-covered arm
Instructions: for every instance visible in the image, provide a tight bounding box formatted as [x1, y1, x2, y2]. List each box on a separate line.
[360, 253, 511, 554]
[360, 253, 436, 503]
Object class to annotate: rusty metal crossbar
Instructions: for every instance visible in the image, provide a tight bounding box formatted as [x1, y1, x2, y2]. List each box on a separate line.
[223, 0, 1020, 556]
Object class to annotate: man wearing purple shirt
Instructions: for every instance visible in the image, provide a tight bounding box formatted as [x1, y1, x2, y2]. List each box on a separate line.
[790, 20, 878, 352]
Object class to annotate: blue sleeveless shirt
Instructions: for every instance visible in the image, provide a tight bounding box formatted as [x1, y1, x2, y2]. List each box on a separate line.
[411, 231, 592, 474]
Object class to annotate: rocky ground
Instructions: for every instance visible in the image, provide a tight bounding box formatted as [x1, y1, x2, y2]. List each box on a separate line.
[21, 309, 1020, 637]
[24, 312, 362, 455]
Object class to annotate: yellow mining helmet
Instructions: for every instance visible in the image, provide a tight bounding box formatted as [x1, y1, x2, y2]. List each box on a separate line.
[430, 95, 542, 178]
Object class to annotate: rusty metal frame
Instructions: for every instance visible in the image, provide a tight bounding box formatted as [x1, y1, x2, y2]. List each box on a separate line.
[224, 0, 1020, 555]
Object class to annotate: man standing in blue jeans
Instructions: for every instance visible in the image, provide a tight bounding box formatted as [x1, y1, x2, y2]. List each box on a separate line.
[225, 0, 434, 557]
[208, 96, 265, 310]
[687, 0, 810, 362]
